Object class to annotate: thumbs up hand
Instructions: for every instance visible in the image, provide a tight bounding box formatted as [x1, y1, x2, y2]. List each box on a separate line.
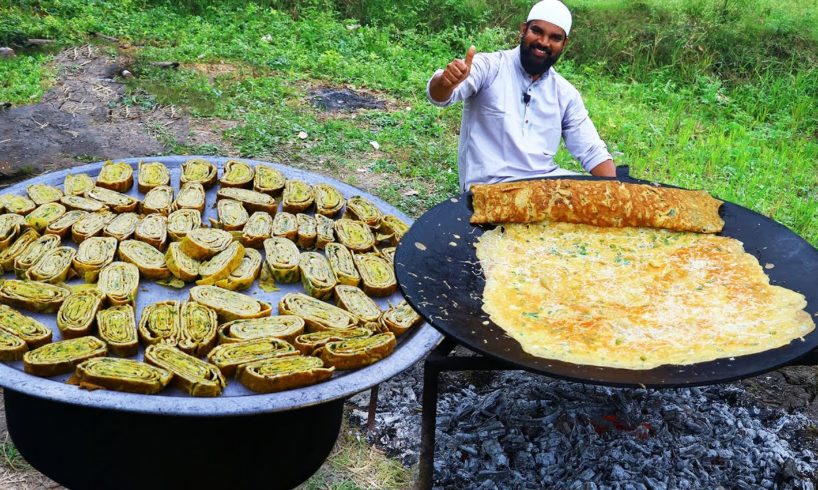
[439, 45, 476, 90]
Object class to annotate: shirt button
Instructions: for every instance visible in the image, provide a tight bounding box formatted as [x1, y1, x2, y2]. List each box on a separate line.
[525, 120, 529, 123]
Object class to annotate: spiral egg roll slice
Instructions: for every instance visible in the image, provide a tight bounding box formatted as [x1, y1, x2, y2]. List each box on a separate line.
[96, 161, 134, 192]
[103, 212, 139, 241]
[216, 199, 248, 231]
[138, 300, 181, 346]
[293, 327, 371, 355]
[71, 357, 171, 394]
[167, 208, 202, 241]
[135, 213, 168, 250]
[378, 215, 409, 245]
[335, 285, 381, 324]
[241, 211, 272, 248]
[380, 300, 423, 336]
[0, 213, 26, 250]
[181, 159, 218, 189]
[353, 252, 397, 297]
[144, 344, 225, 396]
[253, 164, 285, 195]
[214, 247, 261, 291]
[26, 246, 76, 283]
[272, 211, 298, 241]
[71, 210, 116, 244]
[73, 236, 117, 282]
[0, 229, 40, 272]
[0, 194, 36, 215]
[23, 336, 107, 376]
[278, 292, 358, 332]
[378, 246, 396, 265]
[64, 173, 95, 196]
[315, 214, 335, 250]
[177, 301, 218, 356]
[0, 304, 52, 347]
[263, 236, 300, 283]
[189, 285, 272, 322]
[57, 289, 106, 339]
[60, 195, 107, 213]
[118, 239, 171, 280]
[165, 242, 200, 281]
[85, 187, 138, 213]
[325, 243, 360, 287]
[141, 185, 174, 216]
[96, 305, 138, 356]
[220, 160, 255, 188]
[296, 213, 317, 249]
[197, 241, 245, 286]
[137, 161, 171, 193]
[238, 355, 334, 393]
[313, 183, 345, 217]
[173, 182, 206, 213]
[217, 187, 277, 214]
[97, 261, 140, 306]
[282, 179, 314, 213]
[0, 329, 27, 361]
[344, 196, 383, 228]
[180, 228, 234, 260]
[219, 315, 305, 344]
[27, 184, 64, 206]
[299, 252, 337, 300]
[24, 202, 66, 233]
[334, 219, 374, 252]
[44, 210, 86, 238]
[207, 337, 296, 376]
[316, 332, 396, 370]
[14, 233, 61, 278]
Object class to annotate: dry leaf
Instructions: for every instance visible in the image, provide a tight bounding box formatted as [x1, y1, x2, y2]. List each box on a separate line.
[369, 140, 380, 150]
[402, 189, 419, 197]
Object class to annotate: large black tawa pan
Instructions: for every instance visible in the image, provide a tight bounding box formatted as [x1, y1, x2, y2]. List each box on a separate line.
[395, 176, 818, 388]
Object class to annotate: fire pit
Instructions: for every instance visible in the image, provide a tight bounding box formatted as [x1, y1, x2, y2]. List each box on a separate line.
[0, 157, 442, 489]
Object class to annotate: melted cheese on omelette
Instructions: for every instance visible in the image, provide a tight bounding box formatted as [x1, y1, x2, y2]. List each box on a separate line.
[475, 222, 815, 369]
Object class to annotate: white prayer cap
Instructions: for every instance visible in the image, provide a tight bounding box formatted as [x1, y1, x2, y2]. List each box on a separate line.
[527, 0, 572, 37]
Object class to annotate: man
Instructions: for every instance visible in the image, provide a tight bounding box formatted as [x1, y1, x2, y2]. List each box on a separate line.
[427, 0, 615, 192]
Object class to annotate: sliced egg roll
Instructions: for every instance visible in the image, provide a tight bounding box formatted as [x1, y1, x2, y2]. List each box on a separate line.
[220, 160, 255, 188]
[85, 186, 138, 213]
[217, 187, 277, 214]
[380, 300, 423, 336]
[299, 251, 337, 300]
[0, 304, 52, 347]
[189, 285, 272, 322]
[378, 246, 396, 264]
[196, 241, 245, 286]
[96, 305, 138, 356]
[57, 288, 106, 339]
[334, 218, 374, 252]
[296, 213, 317, 249]
[165, 242, 201, 281]
[14, 233, 61, 278]
[282, 179, 314, 213]
[218, 315, 305, 344]
[137, 161, 171, 193]
[353, 252, 397, 297]
[344, 196, 383, 228]
[238, 355, 334, 393]
[214, 247, 261, 291]
[118, 239, 171, 280]
[177, 301, 219, 356]
[0, 329, 27, 361]
[138, 300, 180, 346]
[73, 236, 117, 282]
[314, 332, 396, 370]
[292, 327, 371, 355]
[315, 214, 335, 249]
[135, 213, 168, 250]
[64, 173, 95, 196]
[71, 210, 116, 244]
[179, 228, 234, 260]
[0, 229, 41, 273]
[95, 161, 134, 192]
[378, 215, 409, 245]
[173, 182, 207, 213]
[216, 199, 248, 231]
[241, 211, 273, 248]
[325, 242, 360, 287]
[278, 292, 358, 332]
[59, 195, 107, 213]
[167, 208, 202, 241]
[26, 246, 76, 283]
[180, 159, 218, 189]
[0, 194, 36, 215]
[263, 236, 300, 283]
[253, 164, 286, 195]
[207, 337, 296, 376]
[272, 211, 298, 241]
[141, 185, 174, 216]
[97, 261, 140, 306]
[45, 210, 87, 238]
[25, 202, 66, 232]
[23, 336, 108, 376]
[334, 285, 381, 324]
[27, 184, 63, 206]
[71, 357, 172, 394]
[313, 183, 345, 217]
[0, 213, 25, 250]
[145, 344, 225, 397]
[103, 212, 139, 241]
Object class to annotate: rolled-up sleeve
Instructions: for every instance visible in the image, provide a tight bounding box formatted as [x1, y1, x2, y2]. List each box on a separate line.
[426, 54, 491, 107]
[561, 90, 612, 172]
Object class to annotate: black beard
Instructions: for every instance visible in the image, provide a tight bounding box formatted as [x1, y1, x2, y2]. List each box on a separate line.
[519, 39, 560, 75]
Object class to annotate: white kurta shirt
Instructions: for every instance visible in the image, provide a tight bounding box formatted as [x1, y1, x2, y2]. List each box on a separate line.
[427, 46, 612, 192]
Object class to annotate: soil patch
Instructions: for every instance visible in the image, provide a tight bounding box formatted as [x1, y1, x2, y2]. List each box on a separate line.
[310, 87, 386, 112]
